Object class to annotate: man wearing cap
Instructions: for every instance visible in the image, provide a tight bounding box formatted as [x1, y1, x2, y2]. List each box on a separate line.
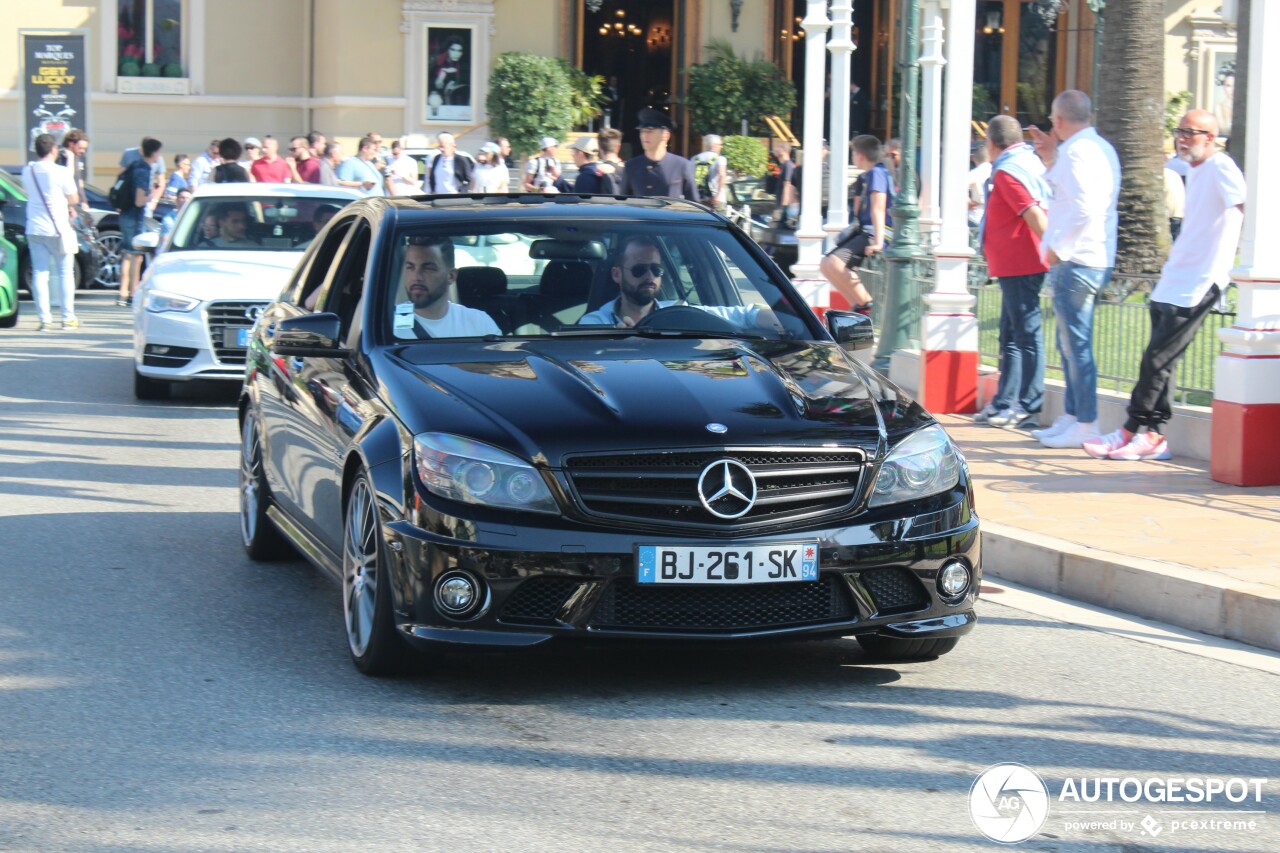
[524, 137, 562, 192]
[567, 137, 608, 193]
[424, 132, 472, 194]
[621, 109, 698, 202]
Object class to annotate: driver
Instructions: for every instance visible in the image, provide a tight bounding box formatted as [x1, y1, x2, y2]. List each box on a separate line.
[210, 204, 261, 248]
[578, 235, 779, 330]
[392, 236, 501, 338]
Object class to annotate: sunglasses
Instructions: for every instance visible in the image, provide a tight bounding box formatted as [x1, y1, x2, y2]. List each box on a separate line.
[628, 263, 663, 278]
[1174, 127, 1211, 137]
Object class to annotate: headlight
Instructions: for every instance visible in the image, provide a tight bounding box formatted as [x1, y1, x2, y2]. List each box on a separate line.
[869, 424, 962, 508]
[144, 290, 200, 313]
[413, 432, 558, 515]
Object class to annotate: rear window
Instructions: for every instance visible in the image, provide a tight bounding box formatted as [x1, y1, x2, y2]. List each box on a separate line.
[384, 221, 816, 342]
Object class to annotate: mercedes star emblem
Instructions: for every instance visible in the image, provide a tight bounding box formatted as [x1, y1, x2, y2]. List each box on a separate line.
[696, 459, 757, 520]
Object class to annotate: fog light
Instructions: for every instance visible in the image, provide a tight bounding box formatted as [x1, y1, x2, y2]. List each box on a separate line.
[434, 572, 485, 618]
[938, 562, 970, 599]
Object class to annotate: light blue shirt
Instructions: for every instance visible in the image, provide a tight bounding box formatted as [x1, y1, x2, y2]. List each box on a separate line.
[579, 297, 759, 327]
[336, 156, 385, 197]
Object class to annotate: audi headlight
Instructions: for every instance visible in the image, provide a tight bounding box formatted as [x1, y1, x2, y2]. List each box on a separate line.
[869, 425, 962, 508]
[413, 433, 557, 514]
[144, 290, 200, 313]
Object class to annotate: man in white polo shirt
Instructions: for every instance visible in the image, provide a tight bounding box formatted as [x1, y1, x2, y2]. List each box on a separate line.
[1082, 110, 1246, 461]
[393, 236, 500, 339]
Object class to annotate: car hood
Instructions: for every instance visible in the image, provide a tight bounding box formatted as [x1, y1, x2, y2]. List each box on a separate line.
[143, 250, 300, 300]
[384, 337, 924, 464]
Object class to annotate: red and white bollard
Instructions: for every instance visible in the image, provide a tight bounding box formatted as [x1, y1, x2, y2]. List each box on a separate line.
[1211, 0, 1280, 486]
[918, 250, 979, 413]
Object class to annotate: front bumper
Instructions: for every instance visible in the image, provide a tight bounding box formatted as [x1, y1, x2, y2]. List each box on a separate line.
[383, 493, 980, 649]
[133, 303, 254, 382]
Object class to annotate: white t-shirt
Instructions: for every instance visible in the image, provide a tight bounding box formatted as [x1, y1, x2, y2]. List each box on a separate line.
[22, 160, 76, 238]
[393, 302, 501, 339]
[432, 155, 460, 193]
[967, 161, 992, 226]
[472, 163, 507, 193]
[1152, 152, 1246, 308]
[387, 154, 421, 196]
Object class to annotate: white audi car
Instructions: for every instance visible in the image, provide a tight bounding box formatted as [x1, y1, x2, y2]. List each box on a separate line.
[131, 183, 364, 399]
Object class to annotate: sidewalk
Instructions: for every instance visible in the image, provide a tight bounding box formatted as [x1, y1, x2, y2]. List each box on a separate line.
[939, 415, 1280, 652]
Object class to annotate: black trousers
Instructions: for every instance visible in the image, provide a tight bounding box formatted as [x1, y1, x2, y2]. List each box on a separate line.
[1124, 285, 1220, 433]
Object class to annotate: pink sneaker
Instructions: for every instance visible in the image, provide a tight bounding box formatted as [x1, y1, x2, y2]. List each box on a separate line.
[1082, 428, 1130, 459]
[1108, 432, 1172, 461]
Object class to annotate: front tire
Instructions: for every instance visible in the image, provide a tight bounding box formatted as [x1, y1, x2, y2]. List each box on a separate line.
[239, 408, 294, 561]
[343, 472, 414, 676]
[0, 300, 17, 329]
[856, 635, 959, 661]
[133, 369, 171, 400]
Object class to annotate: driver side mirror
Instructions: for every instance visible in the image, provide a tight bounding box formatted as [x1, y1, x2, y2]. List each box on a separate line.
[272, 312, 350, 358]
[826, 309, 874, 351]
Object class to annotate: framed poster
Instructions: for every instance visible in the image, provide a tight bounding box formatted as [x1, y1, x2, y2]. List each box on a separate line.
[20, 31, 89, 153]
[425, 25, 474, 123]
[1200, 45, 1236, 138]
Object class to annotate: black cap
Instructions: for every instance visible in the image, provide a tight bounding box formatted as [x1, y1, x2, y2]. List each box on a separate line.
[636, 108, 673, 130]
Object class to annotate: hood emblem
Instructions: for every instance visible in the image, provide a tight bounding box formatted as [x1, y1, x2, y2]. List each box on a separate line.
[244, 304, 265, 323]
[697, 459, 757, 520]
[705, 423, 728, 434]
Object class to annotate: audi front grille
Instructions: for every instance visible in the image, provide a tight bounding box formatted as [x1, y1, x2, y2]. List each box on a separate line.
[206, 300, 268, 366]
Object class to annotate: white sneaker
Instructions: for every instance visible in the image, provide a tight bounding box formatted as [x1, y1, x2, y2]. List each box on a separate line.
[973, 403, 1000, 424]
[988, 406, 1033, 429]
[1030, 414, 1076, 441]
[1040, 421, 1099, 449]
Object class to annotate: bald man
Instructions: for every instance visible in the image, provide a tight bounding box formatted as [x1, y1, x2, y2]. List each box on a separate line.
[1081, 109, 1245, 462]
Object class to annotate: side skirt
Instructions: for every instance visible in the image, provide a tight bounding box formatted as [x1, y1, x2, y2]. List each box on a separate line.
[266, 504, 343, 583]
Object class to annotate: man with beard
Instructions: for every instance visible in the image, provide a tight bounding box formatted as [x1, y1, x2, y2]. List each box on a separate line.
[392, 236, 501, 338]
[578, 236, 779, 330]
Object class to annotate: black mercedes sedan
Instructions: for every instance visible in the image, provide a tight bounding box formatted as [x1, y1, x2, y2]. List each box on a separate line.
[238, 193, 979, 675]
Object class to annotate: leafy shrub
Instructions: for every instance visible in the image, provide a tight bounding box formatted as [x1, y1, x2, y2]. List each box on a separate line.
[555, 59, 608, 128]
[686, 40, 796, 137]
[487, 53, 574, 158]
[723, 136, 768, 178]
[1165, 90, 1193, 138]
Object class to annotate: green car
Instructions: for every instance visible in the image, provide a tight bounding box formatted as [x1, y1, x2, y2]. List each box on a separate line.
[0, 219, 17, 328]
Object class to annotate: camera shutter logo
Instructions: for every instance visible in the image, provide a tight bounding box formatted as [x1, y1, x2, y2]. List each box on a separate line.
[969, 763, 1050, 843]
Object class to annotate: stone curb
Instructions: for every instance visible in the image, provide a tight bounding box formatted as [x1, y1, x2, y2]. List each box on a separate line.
[980, 520, 1280, 653]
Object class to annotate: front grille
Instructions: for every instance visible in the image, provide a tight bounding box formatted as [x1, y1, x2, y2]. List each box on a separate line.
[590, 575, 853, 633]
[206, 301, 268, 366]
[859, 568, 930, 615]
[565, 447, 867, 530]
[500, 577, 582, 625]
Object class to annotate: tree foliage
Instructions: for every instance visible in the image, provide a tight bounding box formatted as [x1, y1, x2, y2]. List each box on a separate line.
[723, 136, 768, 177]
[1094, 0, 1169, 276]
[685, 40, 796, 137]
[555, 59, 609, 128]
[486, 53, 574, 158]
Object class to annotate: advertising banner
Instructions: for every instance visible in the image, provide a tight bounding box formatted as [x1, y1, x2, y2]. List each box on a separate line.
[21, 32, 88, 153]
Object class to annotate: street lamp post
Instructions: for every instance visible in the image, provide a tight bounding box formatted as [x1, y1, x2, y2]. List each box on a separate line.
[873, 0, 923, 368]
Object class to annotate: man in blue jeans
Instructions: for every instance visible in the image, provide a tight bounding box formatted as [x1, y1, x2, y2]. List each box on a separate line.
[1028, 90, 1121, 449]
[975, 115, 1050, 428]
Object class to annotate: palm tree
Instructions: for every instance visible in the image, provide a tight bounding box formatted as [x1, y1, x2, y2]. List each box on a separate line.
[1094, 0, 1169, 277]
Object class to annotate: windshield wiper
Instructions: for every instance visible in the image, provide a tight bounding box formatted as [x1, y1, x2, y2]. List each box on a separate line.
[549, 327, 767, 341]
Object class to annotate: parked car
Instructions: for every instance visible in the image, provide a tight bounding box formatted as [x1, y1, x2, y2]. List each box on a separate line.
[0, 168, 101, 291]
[131, 182, 364, 399]
[0, 222, 17, 328]
[238, 193, 981, 676]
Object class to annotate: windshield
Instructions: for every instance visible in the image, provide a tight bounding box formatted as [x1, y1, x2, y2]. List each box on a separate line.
[385, 221, 817, 342]
[169, 196, 353, 252]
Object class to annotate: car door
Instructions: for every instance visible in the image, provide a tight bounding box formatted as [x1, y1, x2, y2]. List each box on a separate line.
[256, 216, 355, 519]
[277, 218, 374, 554]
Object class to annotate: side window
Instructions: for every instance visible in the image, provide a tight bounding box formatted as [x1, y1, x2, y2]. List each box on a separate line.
[293, 218, 353, 310]
[326, 222, 372, 345]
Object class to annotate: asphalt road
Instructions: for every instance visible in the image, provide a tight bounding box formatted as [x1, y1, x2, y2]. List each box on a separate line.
[1, 296, 1278, 853]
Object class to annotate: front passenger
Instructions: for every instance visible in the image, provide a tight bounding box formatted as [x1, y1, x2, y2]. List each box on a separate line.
[393, 236, 501, 338]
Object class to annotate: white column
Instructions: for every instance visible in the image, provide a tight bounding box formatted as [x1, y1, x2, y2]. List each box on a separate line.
[825, 0, 855, 239]
[931, 0, 976, 297]
[1212, 0, 1280, 485]
[791, 0, 831, 279]
[917, 0, 946, 243]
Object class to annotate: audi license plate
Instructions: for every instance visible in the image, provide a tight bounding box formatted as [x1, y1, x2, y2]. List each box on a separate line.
[637, 543, 819, 585]
[223, 328, 251, 348]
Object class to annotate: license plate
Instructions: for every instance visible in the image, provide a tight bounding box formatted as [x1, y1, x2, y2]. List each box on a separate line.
[637, 543, 819, 585]
[224, 328, 251, 348]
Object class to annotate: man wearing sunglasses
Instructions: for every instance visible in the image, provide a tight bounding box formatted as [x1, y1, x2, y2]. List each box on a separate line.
[1082, 110, 1246, 462]
[287, 135, 321, 184]
[578, 235, 773, 329]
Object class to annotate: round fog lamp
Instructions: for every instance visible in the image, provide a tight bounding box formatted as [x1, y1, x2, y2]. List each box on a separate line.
[938, 562, 971, 598]
[436, 574, 477, 613]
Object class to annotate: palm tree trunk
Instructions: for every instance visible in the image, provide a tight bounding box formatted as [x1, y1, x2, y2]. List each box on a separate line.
[1094, 0, 1169, 277]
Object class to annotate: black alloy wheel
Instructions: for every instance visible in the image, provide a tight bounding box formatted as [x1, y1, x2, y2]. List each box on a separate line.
[238, 409, 294, 561]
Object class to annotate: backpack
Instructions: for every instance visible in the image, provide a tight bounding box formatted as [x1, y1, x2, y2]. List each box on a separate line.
[693, 156, 714, 202]
[108, 167, 134, 211]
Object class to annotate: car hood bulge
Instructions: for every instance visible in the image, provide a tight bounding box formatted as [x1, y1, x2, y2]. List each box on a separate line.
[388, 338, 892, 463]
[144, 251, 301, 300]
